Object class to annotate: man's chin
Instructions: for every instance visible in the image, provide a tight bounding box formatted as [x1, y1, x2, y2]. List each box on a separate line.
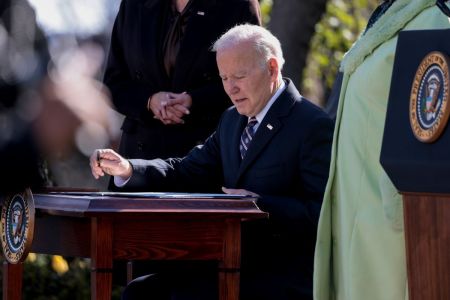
[235, 106, 249, 117]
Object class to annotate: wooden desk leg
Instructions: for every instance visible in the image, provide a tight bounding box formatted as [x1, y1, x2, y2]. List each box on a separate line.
[3, 261, 23, 300]
[403, 195, 450, 300]
[219, 219, 241, 300]
[91, 217, 113, 300]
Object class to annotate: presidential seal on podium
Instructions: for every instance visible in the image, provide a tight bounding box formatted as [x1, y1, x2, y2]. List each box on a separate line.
[1, 188, 35, 263]
[410, 51, 450, 143]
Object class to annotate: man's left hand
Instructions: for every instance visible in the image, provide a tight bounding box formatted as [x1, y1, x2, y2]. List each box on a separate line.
[222, 187, 259, 197]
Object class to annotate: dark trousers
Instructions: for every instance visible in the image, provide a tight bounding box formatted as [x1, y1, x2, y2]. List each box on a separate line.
[121, 261, 313, 300]
[121, 261, 218, 300]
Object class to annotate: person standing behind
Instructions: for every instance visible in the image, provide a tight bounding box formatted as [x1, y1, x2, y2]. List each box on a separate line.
[314, 1, 450, 300]
[104, 0, 261, 166]
[92, 24, 334, 299]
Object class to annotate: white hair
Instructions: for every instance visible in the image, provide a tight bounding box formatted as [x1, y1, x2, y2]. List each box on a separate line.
[212, 24, 285, 71]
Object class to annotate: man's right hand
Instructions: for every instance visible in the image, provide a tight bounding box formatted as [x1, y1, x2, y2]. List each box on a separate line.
[90, 149, 132, 180]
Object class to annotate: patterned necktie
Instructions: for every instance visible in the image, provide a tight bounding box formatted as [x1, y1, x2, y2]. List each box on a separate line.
[239, 117, 258, 159]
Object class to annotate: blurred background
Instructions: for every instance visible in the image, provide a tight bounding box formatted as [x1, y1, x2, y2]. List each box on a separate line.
[0, 0, 380, 298]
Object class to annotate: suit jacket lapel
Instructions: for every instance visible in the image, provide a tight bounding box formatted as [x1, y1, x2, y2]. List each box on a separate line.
[236, 80, 298, 180]
[237, 117, 281, 179]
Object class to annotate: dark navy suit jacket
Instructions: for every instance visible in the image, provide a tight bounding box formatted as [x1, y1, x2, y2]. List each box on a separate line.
[125, 79, 334, 299]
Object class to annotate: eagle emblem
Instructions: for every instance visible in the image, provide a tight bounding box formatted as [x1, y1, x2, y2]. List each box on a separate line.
[410, 51, 450, 143]
[1, 189, 35, 264]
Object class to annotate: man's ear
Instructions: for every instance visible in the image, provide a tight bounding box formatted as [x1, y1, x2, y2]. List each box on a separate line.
[268, 57, 279, 79]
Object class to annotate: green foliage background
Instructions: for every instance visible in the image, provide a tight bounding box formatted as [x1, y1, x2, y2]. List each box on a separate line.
[303, 0, 379, 104]
[261, 0, 380, 105]
[0, 255, 122, 299]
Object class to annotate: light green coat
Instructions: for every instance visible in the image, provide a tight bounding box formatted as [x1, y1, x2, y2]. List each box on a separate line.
[314, 1, 450, 299]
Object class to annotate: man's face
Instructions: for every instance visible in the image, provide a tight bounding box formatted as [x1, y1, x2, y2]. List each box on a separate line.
[217, 42, 277, 117]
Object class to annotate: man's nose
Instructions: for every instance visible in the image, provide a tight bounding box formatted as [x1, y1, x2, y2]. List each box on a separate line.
[226, 80, 238, 95]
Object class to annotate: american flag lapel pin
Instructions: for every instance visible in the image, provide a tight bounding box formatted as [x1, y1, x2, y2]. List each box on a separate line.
[197, 11, 205, 16]
[267, 124, 273, 130]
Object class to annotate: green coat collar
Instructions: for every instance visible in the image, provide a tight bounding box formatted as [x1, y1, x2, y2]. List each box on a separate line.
[341, 0, 436, 75]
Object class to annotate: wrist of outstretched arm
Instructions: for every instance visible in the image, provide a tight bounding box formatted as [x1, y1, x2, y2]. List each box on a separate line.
[114, 160, 133, 187]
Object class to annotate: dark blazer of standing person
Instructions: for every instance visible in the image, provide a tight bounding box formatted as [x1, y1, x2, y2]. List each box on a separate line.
[104, 0, 261, 164]
[93, 24, 333, 300]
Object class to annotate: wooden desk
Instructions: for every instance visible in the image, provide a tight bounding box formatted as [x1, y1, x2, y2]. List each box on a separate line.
[3, 193, 266, 300]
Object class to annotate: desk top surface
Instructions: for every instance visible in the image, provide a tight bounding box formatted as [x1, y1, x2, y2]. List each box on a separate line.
[33, 192, 267, 219]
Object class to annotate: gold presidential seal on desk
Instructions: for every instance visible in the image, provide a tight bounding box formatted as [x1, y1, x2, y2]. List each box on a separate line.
[410, 51, 450, 143]
[1, 188, 35, 263]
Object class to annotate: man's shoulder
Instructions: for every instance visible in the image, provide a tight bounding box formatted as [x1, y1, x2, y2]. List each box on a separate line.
[297, 96, 327, 114]
[280, 81, 330, 120]
[221, 106, 240, 121]
[291, 96, 333, 124]
[216, 106, 247, 134]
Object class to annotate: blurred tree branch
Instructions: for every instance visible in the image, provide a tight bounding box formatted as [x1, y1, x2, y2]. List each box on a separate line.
[268, 0, 328, 92]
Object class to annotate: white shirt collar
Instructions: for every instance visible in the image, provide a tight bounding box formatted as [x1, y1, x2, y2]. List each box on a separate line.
[251, 79, 286, 130]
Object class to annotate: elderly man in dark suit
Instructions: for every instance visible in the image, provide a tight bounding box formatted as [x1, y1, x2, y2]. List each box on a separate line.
[91, 24, 333, 300]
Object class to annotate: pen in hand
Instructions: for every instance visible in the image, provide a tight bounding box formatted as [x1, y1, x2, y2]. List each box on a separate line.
[97, 151, 101, 167]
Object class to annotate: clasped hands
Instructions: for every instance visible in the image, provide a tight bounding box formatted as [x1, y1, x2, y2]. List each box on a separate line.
[148, 91, 192, 125]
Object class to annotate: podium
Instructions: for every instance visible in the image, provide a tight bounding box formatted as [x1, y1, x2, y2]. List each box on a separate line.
[2, 192, 266, 300]
[381, 30, 450, 300]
